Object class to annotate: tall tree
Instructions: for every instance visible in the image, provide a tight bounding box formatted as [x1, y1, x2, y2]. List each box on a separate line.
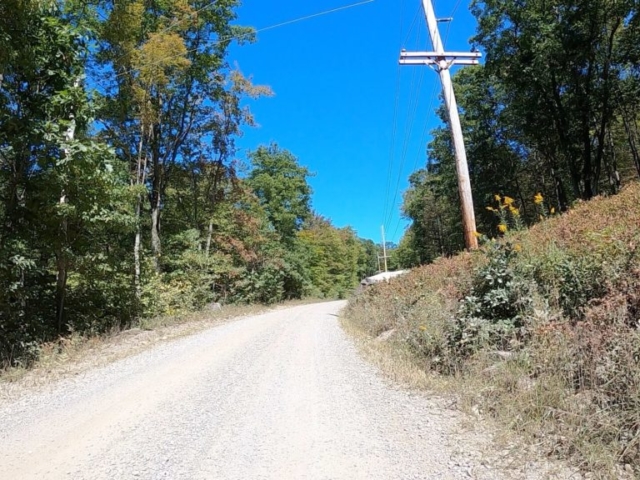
[246, 144, 313, 243]
[0, 0, 135, 361]
[472, 0, 634, 200]
[96, 0, 265, 282]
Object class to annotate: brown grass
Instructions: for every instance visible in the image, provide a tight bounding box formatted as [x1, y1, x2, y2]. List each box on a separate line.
[343, 183, 640, 479]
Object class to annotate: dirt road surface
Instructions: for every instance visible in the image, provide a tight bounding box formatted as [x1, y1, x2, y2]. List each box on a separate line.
[0, 301, 569, 479]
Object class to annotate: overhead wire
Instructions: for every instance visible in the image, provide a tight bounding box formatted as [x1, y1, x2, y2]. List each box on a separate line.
[381, 0, 407, 235]
[385, 35, 425, 231]
[384, 2, 430, 237]
[103, 0, 376, 82]
[389, 17, 452, 242]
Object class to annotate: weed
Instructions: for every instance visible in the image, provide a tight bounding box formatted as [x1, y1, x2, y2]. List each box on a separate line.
[343, 183, 640, 478]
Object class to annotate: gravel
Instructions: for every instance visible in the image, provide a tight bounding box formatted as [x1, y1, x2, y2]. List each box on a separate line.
[0, 301, 577, 479]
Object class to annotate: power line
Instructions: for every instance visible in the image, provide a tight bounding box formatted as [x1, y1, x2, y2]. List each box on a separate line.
[381, 0, 408, 230]
[382, 65, 403, 233]
[402, 5, 422, 47]
[256, 0, 375, 35]
[386, 61, 425, 230]
[390, 79, 438, 243]
[108, 0, 376, 81]
[385, 14, 427, 231]
[450, 0, 464, 19]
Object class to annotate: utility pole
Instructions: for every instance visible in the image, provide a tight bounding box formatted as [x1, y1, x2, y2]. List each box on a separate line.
[380, 225, 389, 273]
[399, 0, 481, 250]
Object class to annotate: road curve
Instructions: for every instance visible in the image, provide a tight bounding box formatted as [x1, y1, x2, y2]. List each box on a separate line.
[0, 301, 528, 479]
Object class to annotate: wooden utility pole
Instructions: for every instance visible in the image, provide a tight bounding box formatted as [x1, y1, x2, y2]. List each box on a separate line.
[399, 0, 481, 250]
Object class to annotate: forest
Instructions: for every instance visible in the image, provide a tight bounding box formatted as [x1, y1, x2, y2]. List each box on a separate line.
[394, 0, 640, 267]
[0, 0, 379, 366]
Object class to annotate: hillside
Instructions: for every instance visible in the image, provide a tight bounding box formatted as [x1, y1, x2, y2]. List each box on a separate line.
[345, 184, 640, 478]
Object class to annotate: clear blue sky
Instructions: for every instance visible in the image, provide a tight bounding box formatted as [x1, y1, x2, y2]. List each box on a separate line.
[228, 0, 478, 244]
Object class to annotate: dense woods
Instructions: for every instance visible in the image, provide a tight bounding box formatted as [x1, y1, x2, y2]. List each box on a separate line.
[396, 0, 640, 266]
[0, 0, 377, 366]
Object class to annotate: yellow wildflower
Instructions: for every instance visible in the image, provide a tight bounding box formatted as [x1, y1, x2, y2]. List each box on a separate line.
[494, 194, 501, 202]
[486, 206, 496, 212]
[473, 231, 482, 238]
[419, 325, 427, 331]
[534, 193, 544, 204]
[503, 196, 515, 206]
[498, 224, 508, 234]
[509, 206, 520, 216]
[514, 244, 522, 252]
[550, 207, 556, 214]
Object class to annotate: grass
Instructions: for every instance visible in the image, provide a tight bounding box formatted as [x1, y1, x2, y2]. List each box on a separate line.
[343, 183, 640, 479]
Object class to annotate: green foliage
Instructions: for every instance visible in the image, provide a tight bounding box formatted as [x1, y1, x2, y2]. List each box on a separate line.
[399, 168, 464, 266]
[346, 184, 640, 475]
[453, 242, 532, 355]
[0, 1, 362, 368]
[297, 216, 369, 298]
[247, 144, 313, 243]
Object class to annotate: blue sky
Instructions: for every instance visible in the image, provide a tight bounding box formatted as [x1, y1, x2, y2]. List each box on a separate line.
[228, 0, 478, 243]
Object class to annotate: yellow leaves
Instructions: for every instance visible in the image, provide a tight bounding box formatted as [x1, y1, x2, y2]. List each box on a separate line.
[134, 32, 191, 88]
[230, 70, 273, 99]
[473, 231, 482, 238]
[486, 206, 496, 212]
[130, 31, 191, 125]
[104, 0, 144, 48]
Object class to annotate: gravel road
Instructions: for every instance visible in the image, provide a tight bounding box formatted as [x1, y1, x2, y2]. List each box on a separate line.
[0, 301, 572, 480]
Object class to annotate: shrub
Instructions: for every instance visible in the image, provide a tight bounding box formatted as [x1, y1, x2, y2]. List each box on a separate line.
[344, 183, 640, 476]
[452, 241, 533, 355]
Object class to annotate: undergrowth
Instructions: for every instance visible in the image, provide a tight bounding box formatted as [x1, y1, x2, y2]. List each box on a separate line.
[344, 184, 640, 479]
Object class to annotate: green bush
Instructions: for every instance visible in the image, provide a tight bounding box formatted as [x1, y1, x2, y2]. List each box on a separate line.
[452, 242, 532, 355]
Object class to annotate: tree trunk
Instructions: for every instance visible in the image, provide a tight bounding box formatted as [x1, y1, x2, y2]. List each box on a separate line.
[133, 129, 148, 307]
[56, 193, 68, 334]
[622, 112, 640, 178]
[150, 195, 161, 272]
[150, 122, 162, 273]
[133, 196, 142, 303]
[205, 219, 213, 257]
[56, 79, 78, 333]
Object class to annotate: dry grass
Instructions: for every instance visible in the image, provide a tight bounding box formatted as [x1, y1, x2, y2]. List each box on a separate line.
[343, 183, 640, 479]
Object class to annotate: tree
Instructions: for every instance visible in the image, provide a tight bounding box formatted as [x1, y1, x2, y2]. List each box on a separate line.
[297, 215, 365, 298]
[96, 0, 267, 284]
[472, 0, 635, 200]
[247, 144, 313, 243]
[0, 0, 135, 363]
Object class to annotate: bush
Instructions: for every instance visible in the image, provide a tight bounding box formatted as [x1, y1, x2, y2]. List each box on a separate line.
[344, 184, 640, 477]
[453, 241, 533, 355]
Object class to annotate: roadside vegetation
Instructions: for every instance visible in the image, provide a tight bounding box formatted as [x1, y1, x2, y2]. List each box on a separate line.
[0, 1, 378, 369]
[361, 4, 640, 475]
[346, 184, 640, 478]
